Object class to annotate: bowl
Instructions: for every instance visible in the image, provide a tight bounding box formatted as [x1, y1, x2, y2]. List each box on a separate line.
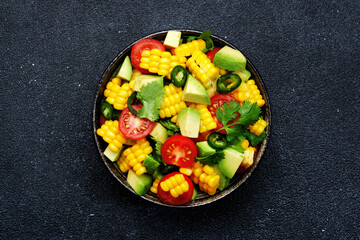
[93, 30, 271, 207]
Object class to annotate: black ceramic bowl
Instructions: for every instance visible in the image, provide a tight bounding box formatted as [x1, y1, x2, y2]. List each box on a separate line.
[93, 30, 271, 207]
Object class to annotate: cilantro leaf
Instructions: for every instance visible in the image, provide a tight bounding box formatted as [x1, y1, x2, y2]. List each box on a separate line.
[159, 119, 180, 133]
[236, 101, 262, 127]
[187, 36, 197, 42]
[136, 81, 165, 121]
[195, 151, 224, 166]
[185, 30, 214, 52]
[215, 100, 241, 127]
[245, 130, 267, 146]
[225, 124, 246, 142]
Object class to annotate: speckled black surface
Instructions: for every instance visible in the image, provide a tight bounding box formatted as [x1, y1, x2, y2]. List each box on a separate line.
[1, 1, 359, 239]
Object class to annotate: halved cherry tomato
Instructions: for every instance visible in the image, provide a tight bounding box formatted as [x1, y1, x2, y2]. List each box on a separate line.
[118, 105, 155, 140]
[157, 172, 194, 206]
[100, 115, 106, 125]
[208, 94, 241, 134]
[130, 38, 165, 73]
[161, 135, 197, 168]
[206, 47, 221, 62]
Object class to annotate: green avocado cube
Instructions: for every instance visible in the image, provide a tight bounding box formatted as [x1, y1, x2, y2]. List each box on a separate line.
[213, 46, 246, 72]
[116, 56, 133, 81]
[177, 107, 201, 138]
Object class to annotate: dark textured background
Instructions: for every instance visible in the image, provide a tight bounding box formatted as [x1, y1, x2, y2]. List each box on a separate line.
[1, 0, 359, 239]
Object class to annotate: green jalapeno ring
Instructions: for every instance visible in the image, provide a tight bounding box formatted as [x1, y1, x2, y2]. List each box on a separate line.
[127, 92, 139, 116]
[170, 65, 188, 87]
[207, 132, 228, 150]
[216, 74, 242, 94]
[100, 101, 113, 120]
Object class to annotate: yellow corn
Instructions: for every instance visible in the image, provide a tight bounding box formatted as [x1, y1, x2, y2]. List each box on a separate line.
[217, 67, 227, 76]
[172, 39, 206, 57]
[186, 49, 219, 89]
[160, 173, 190, 198]
[103, 78, 134, 110]
[96, 120, 127, 152]
[117, 138, 153, 175]
[159, 83, 187, 118]
[248, 118, 267, 136]
[150, 178, 161, 194]
[241, 139, 249, 149]
[189, 162, 220, 195]
[188, 103, 217, 133]
[139, 49, 187, 78]
[241, 146, 255, 169]
[232, 80, 265, 107]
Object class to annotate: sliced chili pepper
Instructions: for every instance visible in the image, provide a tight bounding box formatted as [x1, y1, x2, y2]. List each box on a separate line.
[207, 132, 228, 150]
[100, 101, 113, 120]
[216, 74, 241, 94]
[127, 92, 139, 115]
[170, 65, 188, 87]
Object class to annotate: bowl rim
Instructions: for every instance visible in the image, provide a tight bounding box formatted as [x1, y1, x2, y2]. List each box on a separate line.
[92, 29, 271, 207]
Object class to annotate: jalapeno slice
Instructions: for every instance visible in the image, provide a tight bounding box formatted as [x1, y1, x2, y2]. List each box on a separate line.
[207, 132, 228, 150]
[127, 92, 139, 115]
[100, 101, 113, 120]
[216, 74, 241, 94]
[170, 65, 188, 87]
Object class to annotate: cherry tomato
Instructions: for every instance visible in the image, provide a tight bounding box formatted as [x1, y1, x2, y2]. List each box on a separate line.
[206, 47, 221, 62]
[118, 105, 155, 140]
[100, 115, 106, 126]
[130, 38, 165, 73]
[208, 94, 241, 134]
[157, 172, 194, 206]
[161, 135, 197, 168]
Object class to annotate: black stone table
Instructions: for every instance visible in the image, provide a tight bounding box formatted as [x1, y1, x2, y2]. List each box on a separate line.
[1, 1, 359, 239]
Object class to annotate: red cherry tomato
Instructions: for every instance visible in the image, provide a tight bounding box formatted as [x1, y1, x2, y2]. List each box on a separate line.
[208, 94, 241, 134]
[161, 135, 197, 168]
[206, 47, 221, 62]
[130, 38, 165, 73]
[100, 115, 106, 125]
[118, 105, 155, 140]
[157, 172, 194, 206]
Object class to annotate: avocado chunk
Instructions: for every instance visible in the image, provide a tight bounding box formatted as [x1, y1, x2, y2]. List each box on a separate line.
[213, 46, 247, 72]
[191, 187, 198, 200]
[177, 107, 201, 138]
[150, 122, 168, 144]
[133, 74, 164, 92]
[163, 30, 181, 49]
[116, 56, 133, 81]
[234, 69, 251, 82]
[196, 141, 216, 157]
[182, 75, 210, 105]
[143, 155, 160, 174]
[103, 145, 123, 162]
[213, 164, 230, 191]
[127, 170, 153, 196]
[218, 147, 244, 179]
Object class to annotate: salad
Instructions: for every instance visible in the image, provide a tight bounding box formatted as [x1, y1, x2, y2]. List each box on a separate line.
[96, 30, 268, 206]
